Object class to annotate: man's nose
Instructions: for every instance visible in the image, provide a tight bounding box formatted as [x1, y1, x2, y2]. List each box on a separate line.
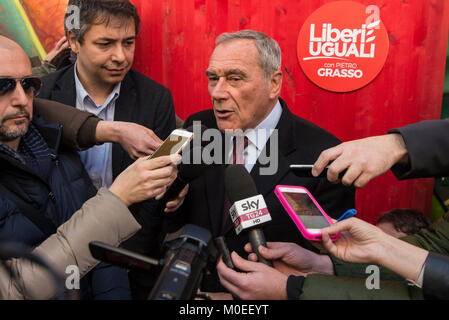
[111, 44, 126, 64]
[10, 81, 30, 107]
[210, 77, 229, 101]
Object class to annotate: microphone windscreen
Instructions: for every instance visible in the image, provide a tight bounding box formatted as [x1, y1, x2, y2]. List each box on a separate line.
[225, 164, 258, 203]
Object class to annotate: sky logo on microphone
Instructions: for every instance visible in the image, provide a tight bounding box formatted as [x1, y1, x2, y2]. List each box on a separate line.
[241, 199, 260, 211]
[230, 195, 272, 235]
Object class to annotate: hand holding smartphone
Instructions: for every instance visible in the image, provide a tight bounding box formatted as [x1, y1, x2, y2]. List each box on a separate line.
[275, 185, 339, 241]
[148, 129, 194, 160]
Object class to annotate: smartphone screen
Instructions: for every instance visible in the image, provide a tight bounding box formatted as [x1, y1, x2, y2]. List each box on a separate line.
[281, 191, 330, 229]
[149, 131, 193, 159]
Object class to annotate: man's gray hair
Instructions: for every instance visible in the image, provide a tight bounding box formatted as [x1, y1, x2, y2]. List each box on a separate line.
[216, 30, 282, 80]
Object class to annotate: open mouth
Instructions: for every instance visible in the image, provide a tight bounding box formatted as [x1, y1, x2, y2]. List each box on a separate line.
[215, 109, 234, 118]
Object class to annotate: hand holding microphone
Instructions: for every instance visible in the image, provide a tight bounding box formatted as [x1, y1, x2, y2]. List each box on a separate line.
[224, 165, 273, 267]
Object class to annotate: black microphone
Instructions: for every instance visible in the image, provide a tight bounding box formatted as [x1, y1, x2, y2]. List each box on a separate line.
[160, 158, 209, 204]
[224, 164, 273, 267]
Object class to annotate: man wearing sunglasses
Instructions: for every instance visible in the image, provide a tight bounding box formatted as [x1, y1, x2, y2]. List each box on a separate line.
[37, 0, 178, 299]
[0, 35, 178, 300]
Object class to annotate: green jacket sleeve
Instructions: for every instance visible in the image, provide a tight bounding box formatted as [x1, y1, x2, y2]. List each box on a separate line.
[300, 274, 423, 300]
[299, 213, 449, 299]
[325, 213, 449, 282]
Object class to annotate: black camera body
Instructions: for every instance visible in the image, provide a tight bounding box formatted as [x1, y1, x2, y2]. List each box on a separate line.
[149, 224, 212, 300]
[89, 224, 215, 300]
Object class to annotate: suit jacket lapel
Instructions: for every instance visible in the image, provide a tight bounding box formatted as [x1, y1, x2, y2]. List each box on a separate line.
[204, 164, 227, 236]
[223, 100, 297, 234]
[203, 127, 230, 236]
[112, 73, 137, 178]
[251, 101, 296, 196]
[51, 65, 77, 107]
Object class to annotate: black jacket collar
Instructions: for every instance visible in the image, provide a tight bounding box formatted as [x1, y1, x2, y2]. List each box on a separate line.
[51, 65, 77, 107]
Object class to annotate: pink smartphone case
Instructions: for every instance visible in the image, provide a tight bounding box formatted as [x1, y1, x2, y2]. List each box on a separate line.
[274, 185, 339, 241]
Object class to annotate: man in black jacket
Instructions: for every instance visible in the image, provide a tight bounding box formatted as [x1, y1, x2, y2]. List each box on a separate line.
[167, 30, 355, 293]
[37, 0, 177, 299]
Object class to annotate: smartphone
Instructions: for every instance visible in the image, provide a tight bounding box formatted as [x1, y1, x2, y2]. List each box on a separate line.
[148, 129, 194, 159]
[274, 185, 339, 241]
[290, 164, 347, 179]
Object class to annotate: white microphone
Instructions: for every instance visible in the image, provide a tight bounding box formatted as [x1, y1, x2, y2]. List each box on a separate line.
[229, 194, 272, 235]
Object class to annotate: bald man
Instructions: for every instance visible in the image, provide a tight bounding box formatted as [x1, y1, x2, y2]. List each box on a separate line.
[0, 36, 140, 299]
[0, 36, 181, 299]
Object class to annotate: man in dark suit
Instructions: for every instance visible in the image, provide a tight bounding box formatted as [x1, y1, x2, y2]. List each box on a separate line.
[37, 0, 176, 299]
[167, 30, 355, 293]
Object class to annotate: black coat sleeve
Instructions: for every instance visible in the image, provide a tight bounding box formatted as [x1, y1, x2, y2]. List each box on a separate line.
[389, 119, 449, 179]
[423, 252, 449, 299]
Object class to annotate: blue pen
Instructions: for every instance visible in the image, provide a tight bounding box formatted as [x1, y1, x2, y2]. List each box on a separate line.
[337, 209, 357, 222]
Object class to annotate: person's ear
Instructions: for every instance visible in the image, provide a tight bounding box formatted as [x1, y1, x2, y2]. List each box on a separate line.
[67, 30, 80, 54]
[269, 70, 283, 99]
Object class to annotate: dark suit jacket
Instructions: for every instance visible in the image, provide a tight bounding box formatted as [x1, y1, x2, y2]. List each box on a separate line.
[168, 99, 355, 291]
[37, 65, 176, 292]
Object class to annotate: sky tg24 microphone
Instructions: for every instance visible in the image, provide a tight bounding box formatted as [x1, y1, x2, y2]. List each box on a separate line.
[224, 164, 273, 267]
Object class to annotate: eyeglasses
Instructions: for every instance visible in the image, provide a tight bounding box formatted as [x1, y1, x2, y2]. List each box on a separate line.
[0, 77, 42, 97]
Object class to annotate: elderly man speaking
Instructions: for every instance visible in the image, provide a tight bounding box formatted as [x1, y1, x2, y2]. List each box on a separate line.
[168, 30, 356, 294]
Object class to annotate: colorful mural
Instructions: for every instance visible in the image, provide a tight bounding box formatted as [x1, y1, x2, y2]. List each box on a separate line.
[0, 0, 67, 59]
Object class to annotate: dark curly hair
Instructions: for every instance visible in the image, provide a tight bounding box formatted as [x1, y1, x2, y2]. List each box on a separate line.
[65, 0, 140, 44]
[377, 208, 430, 235]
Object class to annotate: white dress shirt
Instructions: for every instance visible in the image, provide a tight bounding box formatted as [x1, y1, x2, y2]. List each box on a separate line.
[74, 64, 121, 189]
[227, 100, 283, 173]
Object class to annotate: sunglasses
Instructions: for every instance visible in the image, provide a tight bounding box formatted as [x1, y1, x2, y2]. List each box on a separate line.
[0, 77, 42, 97]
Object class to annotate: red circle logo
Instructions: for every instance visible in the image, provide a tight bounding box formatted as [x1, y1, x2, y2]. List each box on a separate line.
[297, 1, 389, 92]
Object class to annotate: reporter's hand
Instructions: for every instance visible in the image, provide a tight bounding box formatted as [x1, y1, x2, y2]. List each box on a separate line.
[245, 242, 334, 276]
[96, 121, 164, 160]
[321, 218, 429, 282]
[312, 134, 409, 188]
[217, 252, 288, 300]
[109, 155, 179, 206]
[164, 184, 189, 213]
[320, 218, 388, 264]
[44, 36, 69, 64]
